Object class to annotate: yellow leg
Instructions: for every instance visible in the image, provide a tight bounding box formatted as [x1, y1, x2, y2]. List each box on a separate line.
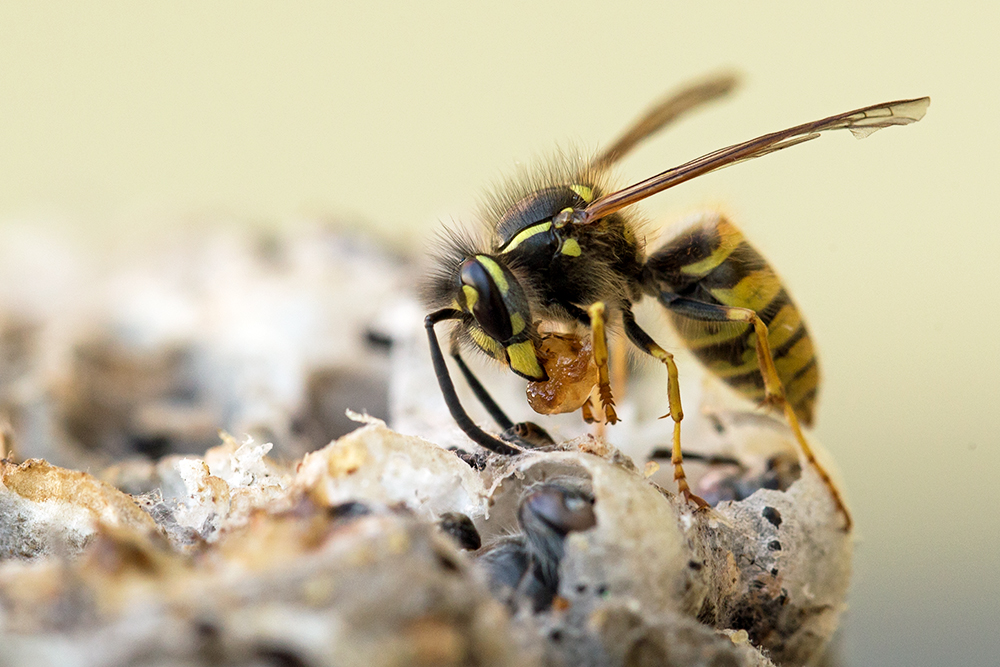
[733, 308, 852, 531]
[649, 343, 709, 509]
[620, 307, 707, 508]
[587, 302, 619, 425]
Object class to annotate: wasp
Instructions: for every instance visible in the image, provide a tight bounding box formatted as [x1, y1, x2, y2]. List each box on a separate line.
[423, 73, 929, 530]
[478, 481, 596, 613]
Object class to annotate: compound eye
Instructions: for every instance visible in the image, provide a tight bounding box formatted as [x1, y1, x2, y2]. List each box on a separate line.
[459, 257, 513, 343]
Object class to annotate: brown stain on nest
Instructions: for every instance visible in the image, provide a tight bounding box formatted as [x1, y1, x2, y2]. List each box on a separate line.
[325, 438, 369, 477]
[1, 459, 158, 533]
[404, 616, 467, 665]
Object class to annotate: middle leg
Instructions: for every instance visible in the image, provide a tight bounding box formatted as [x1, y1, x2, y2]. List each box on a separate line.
[620, 305, 708, 508]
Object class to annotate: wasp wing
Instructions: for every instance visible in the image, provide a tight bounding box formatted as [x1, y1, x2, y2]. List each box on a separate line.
[592, 72, 740, 170]
[581, 96, 930, 223]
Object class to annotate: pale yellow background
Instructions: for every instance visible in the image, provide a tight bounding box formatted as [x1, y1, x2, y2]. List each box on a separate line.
[2, 2, 996, 665]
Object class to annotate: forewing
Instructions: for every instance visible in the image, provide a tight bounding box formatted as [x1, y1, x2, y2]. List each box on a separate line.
[581, 97, 930, 223]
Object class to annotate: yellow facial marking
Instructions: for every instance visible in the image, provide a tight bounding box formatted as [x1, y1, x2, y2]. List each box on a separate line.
[475, 255, 508, 294]
[510, 312, 525, 336]
[506, 340, 545, 380]
[501, 221, 552, 254]
[569, 184, 594, 203]
[560, 238, 582, 257]
[461, 285, 478, 311]
[469, 326, 503, 359]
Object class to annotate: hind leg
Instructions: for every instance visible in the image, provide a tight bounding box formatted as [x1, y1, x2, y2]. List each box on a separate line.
[661, 295, 852, 531]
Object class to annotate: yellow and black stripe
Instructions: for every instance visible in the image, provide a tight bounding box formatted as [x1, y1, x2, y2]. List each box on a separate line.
[647, 215, 819, 426]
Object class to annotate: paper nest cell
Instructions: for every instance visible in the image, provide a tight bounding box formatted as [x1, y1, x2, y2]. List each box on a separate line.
[0, 225, 851, 667]
[1, 416, 850, 667]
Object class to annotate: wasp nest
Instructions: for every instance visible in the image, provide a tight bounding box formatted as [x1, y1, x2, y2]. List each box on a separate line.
[0, 226, 850, 666]
[2, 413, 850, 667]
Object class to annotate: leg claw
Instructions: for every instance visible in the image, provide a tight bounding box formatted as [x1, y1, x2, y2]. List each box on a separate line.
[682, 489, 711, 510]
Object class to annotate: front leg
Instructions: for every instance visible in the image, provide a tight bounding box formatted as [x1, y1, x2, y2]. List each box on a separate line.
[586, 302, 618, 424]
[620, 305, 708, 509]
[553, 301, 617, 425]
[425, 309, 522, 456]
[449, 343, 514, 431]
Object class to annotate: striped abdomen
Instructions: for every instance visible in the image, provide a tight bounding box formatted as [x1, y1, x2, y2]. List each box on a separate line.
[645, 213, 819, 426]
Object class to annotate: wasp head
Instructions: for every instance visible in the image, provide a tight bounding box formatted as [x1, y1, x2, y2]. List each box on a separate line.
[453, 254, 547, 381]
